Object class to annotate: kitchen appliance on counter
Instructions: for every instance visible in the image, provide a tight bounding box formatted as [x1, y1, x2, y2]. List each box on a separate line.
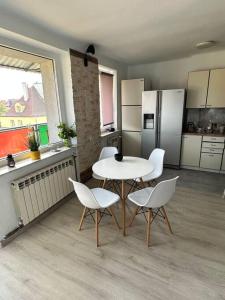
[142, 89, 185, 167]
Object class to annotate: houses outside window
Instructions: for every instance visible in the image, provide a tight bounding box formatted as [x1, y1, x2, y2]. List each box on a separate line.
[99, 65, 117, 131]
[0, 45, 60, 160]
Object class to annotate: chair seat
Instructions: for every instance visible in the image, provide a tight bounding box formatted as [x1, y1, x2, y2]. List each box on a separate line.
[91, 188, 120, 208]
[128, 187, 154, 207]
[92, 172, 105, 181]
[135, 170, 159, 182]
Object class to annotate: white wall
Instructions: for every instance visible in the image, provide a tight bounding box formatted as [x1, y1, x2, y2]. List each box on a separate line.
[128, 49, 225, 90]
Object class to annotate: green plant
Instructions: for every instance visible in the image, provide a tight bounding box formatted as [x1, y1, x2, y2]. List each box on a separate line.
[57, 122, 76, 140]
[0, 100, 9, 116]
[27, 132, 40, 151]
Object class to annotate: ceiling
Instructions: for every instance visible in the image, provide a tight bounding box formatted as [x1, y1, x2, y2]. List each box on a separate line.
[1, 0, 225, 64]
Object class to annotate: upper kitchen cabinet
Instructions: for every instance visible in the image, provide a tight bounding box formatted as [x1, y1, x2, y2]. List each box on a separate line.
[121, 79, 144, 105]
[186, 70, 209, 108]
[207, 69, 225, 108]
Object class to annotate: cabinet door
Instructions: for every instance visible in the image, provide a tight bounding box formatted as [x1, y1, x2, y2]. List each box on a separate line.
[207, 69, 225, 108]
[186, 71, 209, 108]
[200, 153, 222, 170]
[122, 131, 141, 157]
[221, 154, 225, 171]
[121, 79, 144, 105]
[181, 135, 202, 166]
[122, 106, 142, 131]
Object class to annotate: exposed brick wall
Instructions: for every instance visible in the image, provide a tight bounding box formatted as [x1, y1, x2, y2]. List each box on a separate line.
[70, 52, 101, 173]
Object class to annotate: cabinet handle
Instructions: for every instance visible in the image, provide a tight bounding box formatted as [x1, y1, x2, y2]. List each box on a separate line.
[200, 104, 205, 107]
[206, 104, 212, 107]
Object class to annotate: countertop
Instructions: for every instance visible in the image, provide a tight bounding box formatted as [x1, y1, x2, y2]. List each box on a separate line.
[183, 132, 225, 137]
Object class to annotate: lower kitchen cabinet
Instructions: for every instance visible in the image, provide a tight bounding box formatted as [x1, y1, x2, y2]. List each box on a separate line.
[221, 154, 225, 171]
[200, 153, 223, 170]
[122, 131, 141, 157]
[181, 135, 202, 167]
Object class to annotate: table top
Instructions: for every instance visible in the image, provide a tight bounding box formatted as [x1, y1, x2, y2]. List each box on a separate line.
[92, 156, 154, 180]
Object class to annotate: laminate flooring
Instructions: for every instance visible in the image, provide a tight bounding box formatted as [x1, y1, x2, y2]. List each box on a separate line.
[0, 169, 225, 300]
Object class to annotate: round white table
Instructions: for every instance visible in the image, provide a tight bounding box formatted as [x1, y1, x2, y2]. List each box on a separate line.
[92, 156, 154, 236]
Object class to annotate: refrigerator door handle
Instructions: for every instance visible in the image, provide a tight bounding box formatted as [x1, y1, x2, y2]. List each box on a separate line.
[157, 91, 162, 147]
[155, 92, 159, 147]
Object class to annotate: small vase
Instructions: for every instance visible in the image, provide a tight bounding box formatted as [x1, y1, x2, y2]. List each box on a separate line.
[64, 139, 71, 147]
[30, 150, 41, 160]
[7, 154, 15, 167]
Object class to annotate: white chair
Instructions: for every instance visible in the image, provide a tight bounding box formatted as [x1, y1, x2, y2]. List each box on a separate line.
[93, 147, 118, 184]
[136, 148, 165, 186]
[69, 177, 120, 247]
[128, 176, 179, 247]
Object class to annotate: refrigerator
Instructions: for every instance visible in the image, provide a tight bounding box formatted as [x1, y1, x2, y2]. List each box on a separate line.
[142, 89, 185, 167]
[121, 79, 144, 157]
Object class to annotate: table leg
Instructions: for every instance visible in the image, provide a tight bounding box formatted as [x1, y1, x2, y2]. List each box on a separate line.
[121, 179, 126, 236]
[140, 177, 146, 189]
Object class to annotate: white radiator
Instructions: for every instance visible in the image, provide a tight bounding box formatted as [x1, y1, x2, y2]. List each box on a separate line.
[11, 157, 76, 226]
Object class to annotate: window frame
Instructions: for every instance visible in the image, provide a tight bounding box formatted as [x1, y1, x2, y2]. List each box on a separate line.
[98, 65, 117, 132]
[0, 45, 61, 166]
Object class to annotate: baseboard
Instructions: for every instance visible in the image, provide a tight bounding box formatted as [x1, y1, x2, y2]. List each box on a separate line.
[0, 192, 74, 248]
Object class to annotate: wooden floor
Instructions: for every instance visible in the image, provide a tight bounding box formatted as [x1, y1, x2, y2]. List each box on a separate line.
[0, 169, 225, 300]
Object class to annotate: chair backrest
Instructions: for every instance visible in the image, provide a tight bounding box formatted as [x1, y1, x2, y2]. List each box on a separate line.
[68, 178, 100, 209]
[99, 146, 118, 160]
[145, 176, 179, 208]
[149, 148, 165, 178]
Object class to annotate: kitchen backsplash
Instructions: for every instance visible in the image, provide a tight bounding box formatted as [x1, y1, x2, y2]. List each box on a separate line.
[184, 108, 225, 130]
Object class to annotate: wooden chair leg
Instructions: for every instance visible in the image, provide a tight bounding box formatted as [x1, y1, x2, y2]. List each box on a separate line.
[78, 207, 87, 231]
[146, 208, 153, 247]
[129, 206, 140, 227]
[108, 207, 120, 229]
[102, 179, 107, 188]
[161, 207, 173, 234]
[147, 208, 152, 247]
[95, 210, 99, 247]
[140, 178, 146, 189]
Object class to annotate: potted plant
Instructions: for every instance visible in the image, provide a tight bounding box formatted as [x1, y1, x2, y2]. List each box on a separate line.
[57, 122, 76, 147]
[27, 131, 40, 160]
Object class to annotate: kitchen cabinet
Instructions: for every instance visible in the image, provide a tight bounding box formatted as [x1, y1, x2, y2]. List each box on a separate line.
[221, 154, 225, 171]
[207, 69, 225, 108]
[122, 131, 141, 157]
[186, 70, 209, 108]
[122, 106, 142, 131]
[121, 79, 144, 105]
[202, 136, 225, 143]
[201, 135, 224, 170]
[200, 153, 222, 170]
[181, 135, 202, 166]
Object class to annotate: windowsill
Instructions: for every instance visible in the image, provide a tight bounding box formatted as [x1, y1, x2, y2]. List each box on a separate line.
[101, 129, 120, 137]
[0, 146, 76, 177]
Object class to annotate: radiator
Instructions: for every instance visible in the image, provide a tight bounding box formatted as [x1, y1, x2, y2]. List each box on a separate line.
[11, 157, 76, 226]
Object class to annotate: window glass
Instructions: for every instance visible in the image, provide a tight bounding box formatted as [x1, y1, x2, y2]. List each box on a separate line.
[0, 67, 48, 158]
[99, 72, 114, 126]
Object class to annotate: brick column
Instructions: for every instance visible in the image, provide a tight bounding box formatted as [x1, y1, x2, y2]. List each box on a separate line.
[70, 50, 101, 181]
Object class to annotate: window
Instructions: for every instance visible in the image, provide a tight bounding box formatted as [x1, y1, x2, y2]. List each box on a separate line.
[0, 45, 60, 160]
[99, 65, 117, 130]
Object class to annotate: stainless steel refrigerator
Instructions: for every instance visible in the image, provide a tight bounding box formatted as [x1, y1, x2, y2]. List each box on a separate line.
[142, 89, 185, 167]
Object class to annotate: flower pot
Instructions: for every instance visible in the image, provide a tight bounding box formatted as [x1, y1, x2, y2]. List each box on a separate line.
[30, 150, 40, 160]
